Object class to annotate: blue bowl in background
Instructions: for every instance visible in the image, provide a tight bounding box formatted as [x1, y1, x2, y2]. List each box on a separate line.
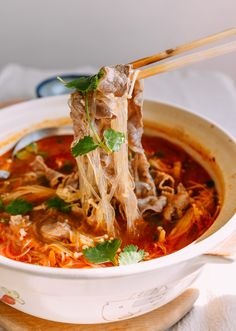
[36, 74, 90, 98]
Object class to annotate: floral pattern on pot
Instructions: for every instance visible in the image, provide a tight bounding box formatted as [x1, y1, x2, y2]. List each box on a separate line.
[0, 286, 25, 305]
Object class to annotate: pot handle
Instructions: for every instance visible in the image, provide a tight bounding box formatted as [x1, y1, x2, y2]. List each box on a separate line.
[202, 231, 236, 264]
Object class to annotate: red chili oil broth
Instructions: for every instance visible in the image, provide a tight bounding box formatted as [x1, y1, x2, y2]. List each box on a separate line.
[0, 134, 219, 267]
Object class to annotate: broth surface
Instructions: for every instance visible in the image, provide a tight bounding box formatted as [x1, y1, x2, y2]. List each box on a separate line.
[0, 134, 219, 268]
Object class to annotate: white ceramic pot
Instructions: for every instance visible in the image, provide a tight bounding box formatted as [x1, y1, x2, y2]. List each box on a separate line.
[0, 96, 235, 324]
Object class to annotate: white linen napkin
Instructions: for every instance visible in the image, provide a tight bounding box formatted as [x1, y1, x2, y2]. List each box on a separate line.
[0, 64, 236, 331]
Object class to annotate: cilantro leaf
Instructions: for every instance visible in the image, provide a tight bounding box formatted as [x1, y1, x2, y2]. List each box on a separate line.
[83, 239, 121, 264]
[46, 197, 71, 213]
[103, 129, 125, 152]
[6, 199, 33, 215]
[60, 161, 73, 174]
[26, 142, 38, 153]
[16, 142, 38, 160]
[205, 179, 215, 188]
[71, 136, 99, 157]
[0, 199, 4, 211]
[118, 245, 145, 265]
[57, 69, 104, 95]
[58, 70, 126, 157]
[153, 151, 165, 158]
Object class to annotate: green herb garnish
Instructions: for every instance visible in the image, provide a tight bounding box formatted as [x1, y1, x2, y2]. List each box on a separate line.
[57, 70, 104, 95]
[118, 245, 145, 265]
[83, 240, 145, 266]
[58, 71, 125, 156]
[0, 199, 4, 211]
[71, 129, 126, 157]
[103, 129, 125, 152]
[83, 239, 121, 265]
[205, 179, 215, 188]
[16, 142, 47, 160]
[46, 197, 71, 213]
[61, 161, 74, 173]
[71, 136, 99, 157]
[26, 142, 38, 153]
[15, 150, 30, 160]
[6, 199, 33, 215]
[153, 151, 165, 158]
[16, 142, 38, 159]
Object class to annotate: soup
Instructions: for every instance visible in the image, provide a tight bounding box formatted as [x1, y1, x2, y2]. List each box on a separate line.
[0, 133, 219, 268]
[0, 64, 220, 268]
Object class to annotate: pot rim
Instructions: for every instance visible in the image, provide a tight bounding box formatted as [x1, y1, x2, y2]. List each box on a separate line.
[0, 96, 235, 279]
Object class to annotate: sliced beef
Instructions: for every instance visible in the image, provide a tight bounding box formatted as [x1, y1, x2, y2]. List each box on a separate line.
[163, 183, 190, 221]
[128, 78, 167, 216]
[40, 221, 71, 241]
[31, 156, 65, 188]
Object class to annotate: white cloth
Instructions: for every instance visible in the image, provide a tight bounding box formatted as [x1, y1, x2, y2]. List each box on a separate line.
[169, 264, 236, 331]
[0, 64, 236, 331]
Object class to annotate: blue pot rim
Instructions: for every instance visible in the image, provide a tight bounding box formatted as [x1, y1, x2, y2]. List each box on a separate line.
[36, 74, 90, 98]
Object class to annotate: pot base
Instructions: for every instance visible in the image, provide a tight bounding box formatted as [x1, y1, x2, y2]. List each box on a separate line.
[0, 288, 199, 330]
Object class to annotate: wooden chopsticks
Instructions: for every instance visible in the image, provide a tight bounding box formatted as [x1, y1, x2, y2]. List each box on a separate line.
[138, 41, 236, 79]
[129, 28, 236, 80]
